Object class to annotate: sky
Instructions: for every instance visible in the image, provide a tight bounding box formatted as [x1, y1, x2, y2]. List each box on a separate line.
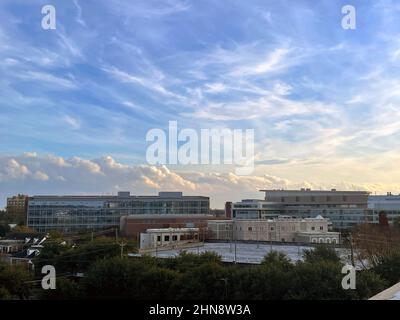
[1, 0, 400, 208]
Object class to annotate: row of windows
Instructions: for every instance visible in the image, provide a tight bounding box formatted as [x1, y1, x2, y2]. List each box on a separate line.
[29, 201, 209, 209]
[280, 196, 351, 202]
[28, 208, 209, 217]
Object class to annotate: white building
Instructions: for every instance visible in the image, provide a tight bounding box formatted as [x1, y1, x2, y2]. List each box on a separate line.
[139, 227, 200, 252]
[208, 216, 340, 244]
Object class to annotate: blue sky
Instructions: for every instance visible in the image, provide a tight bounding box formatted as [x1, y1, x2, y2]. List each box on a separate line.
[1, 0, 400, 208]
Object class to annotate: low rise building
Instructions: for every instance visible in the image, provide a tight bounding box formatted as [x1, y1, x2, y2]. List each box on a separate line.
[207, 216, 340, 244]
[139, 227, 200, 252]
[121, 214, 222, 240]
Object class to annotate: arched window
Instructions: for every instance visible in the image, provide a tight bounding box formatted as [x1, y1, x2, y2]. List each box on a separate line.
[319, 238, 325, 243]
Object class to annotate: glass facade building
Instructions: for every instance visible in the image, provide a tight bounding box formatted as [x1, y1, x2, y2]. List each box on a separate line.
[27, 192, 210, 233]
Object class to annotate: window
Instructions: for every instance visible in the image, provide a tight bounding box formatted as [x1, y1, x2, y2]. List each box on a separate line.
[248, 227, 253, 231]
[320, 226, 324, 230]
[164, 235, 170, 241]
[157, 236, 161, 242]
[172, 235, 178, 241]
[311, 226, 315, 231]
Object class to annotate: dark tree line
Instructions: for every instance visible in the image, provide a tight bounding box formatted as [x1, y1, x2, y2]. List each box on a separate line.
[3, 240, 400, 300]
[39, 246, 395, 300]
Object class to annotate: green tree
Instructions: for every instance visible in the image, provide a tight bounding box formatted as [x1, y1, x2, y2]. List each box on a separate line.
[176, 261, 227, 300]
[353, 270, 388, 300]
[38, 278, 84, 300]
[393, 217, 400, 230]
[303, 245, 340, 264]
[286, 260, 349, 300]
[0, 262, 32, 299]
[0, 223, 11, 237]
[261, 251, 293, 271]
[373, 252, 400, 286]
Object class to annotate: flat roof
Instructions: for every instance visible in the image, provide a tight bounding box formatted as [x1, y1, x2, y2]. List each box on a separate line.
[260, 189, 370, 195]
[124, 214, 215, 220]
[145, 227, 199, 233]
[30, 195, 209, 200]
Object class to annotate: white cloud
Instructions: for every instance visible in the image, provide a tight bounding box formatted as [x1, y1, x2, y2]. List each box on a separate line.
[1, 153, 400, 209]
[64, 115, 81, 130]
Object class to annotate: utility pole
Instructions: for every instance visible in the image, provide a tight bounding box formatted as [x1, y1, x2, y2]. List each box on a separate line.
[347, 234, 355, 267]
[220, 278, 228, 300]
[118, 240, 127, 258]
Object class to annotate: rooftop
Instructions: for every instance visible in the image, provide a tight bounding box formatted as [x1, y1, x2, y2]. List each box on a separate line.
[260, 189, 370, 195]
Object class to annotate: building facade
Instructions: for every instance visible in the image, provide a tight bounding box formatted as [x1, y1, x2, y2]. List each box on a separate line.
[27, 192, 210, 233]
[139, 227, 200, 252]
[120, 214, 218, 239]
[6, 194, 29, 224]
[207, 216, 340, 244]
[258, 189, 370, 229]
[368, 193, 400, 225]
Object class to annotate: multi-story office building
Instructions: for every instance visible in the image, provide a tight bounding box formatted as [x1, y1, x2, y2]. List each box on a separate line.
[27, 191, 210, 233]
[231, 199, 283, 219]
[368, 193, 400, 224]
[230, 189, 371, 229]
[6, 194, 29, 224]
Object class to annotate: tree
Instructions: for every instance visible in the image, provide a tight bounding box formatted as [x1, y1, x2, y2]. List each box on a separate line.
[303, 245, 340, 264]
[261, 251, 293, 271]
[0, 224, 11, 237]
[353, 270, 388, 300]
[38, 278, 84, 300]
[286, 260, 348, 300]
[176, 261, 228, 300]
[0, 262, 32, 299]
[373, 251, 400, 286]
[394, 217, 400, 230]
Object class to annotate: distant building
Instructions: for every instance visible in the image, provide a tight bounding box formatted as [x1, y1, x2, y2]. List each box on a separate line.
[0, 235, 46, 270]
[208, 216, 340, 244]
[6, 194, 29, 224]
[232, 199, 284, 220]
[254, 189, 371, 229]
[368, 193, 400, 225]
[120, 214, 222, 240]
[27, 192, 210, 233]
[139, 227, 200, 252]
